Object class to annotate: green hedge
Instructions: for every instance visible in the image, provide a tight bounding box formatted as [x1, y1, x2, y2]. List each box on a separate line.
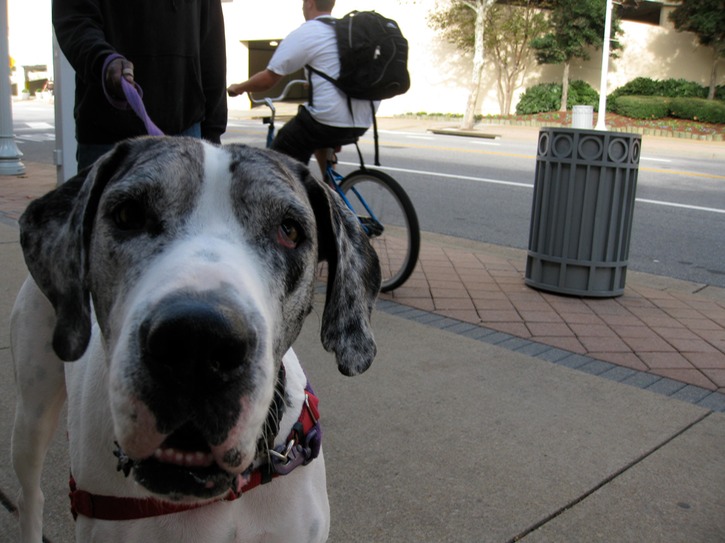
[515, 77, 725, 122]
[516, 81, 599, 115]
[609, 77, 724, 101]
[610, 95, 725, 123]
[669, 97, 725, 124]
[610, 96, 671, 119]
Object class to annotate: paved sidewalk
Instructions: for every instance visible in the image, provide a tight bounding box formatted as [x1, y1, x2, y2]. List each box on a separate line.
[1, 148, 724, 542]
[3, 157, 724, 407]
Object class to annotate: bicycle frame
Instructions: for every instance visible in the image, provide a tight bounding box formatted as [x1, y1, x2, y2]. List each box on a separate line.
[248, 78, 420, 292]
[251, 80, 383, 237]
[325, 163, 383, 238]
[250, 79, 307, 150]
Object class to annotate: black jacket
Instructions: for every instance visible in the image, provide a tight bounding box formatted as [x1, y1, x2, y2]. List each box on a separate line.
[53, 0, 227, 144]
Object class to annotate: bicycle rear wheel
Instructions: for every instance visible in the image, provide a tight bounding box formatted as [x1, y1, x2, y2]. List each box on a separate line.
[340, 169, 420, 292]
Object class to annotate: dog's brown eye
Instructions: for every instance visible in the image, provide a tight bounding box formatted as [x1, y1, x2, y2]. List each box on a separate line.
[113, 200, 147, 231]
[278, 219, 304, 249]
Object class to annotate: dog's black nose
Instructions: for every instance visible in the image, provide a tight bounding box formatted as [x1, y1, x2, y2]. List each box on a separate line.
[141, 294, 257, 388]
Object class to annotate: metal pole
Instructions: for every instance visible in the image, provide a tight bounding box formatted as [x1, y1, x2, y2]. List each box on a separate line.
[0, 0, 25, 175]
[595, 0, 613, 131]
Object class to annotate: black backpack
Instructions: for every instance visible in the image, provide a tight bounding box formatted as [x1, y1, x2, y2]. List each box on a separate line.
[310, 11, 410, 101]
[307, 11, 410, 164]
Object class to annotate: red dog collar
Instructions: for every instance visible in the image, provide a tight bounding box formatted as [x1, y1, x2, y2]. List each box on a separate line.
[70, 385, 320, 521]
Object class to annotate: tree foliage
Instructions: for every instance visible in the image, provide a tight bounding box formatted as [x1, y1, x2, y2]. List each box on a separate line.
[530, 0, 621, 63]
[668, 0, 725, 99]
[485, 2, 549, 114]
[428, 0, 496, 129]
[428, 0, 548, 116]
[530, 0, 623, 111]
[669, 0, 725, 52]
[428, 2, 475, 51]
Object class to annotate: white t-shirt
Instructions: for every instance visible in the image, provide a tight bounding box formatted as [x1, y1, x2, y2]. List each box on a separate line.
[267, 16, 377, 128]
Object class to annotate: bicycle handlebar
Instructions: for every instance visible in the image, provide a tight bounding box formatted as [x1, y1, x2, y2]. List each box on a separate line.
[249, 79, 308, 108]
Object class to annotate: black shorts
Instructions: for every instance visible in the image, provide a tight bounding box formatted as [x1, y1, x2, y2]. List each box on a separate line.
[271, 106, 368, 165]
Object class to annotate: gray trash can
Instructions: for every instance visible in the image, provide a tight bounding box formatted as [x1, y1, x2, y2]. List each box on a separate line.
[525, 128, 641, 297]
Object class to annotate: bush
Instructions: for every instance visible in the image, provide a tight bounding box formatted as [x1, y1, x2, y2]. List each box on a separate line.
[568, 80, 599, 108]
[515, 81, 599, 115]
[610, 95, 725, 123]
[659, 79, 708, 98]
[610, 95, 670, 119]
[610, 77, 660, 99]
[609, 77, 710, 101]
[515, 83, 561, 115]
[669, 97, 725, 124]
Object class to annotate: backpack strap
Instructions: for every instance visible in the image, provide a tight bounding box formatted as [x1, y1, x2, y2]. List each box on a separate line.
[305, 64, 335, 108]
[305, 17, 336, 108]
[371, 101, 380, 167]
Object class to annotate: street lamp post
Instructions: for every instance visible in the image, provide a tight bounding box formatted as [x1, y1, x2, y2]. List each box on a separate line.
[0, 0, 25, 175]
[595, 0, 614, 131]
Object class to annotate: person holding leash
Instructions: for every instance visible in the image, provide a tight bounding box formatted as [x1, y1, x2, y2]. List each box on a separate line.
[53, 0, 228, 170]
[227, 0, 377, 173]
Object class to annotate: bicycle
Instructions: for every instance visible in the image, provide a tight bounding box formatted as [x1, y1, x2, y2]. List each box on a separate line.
[250, 79, 420, 292]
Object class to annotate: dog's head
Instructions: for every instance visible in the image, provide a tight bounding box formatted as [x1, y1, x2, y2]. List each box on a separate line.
[19, 137, 380, 499]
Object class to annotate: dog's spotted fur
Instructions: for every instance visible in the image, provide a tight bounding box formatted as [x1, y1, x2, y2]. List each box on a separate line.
[11, 137, 380, 542]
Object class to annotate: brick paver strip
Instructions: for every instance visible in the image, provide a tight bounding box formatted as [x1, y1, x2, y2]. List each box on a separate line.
[5, 163, 725, 414]
[377, 299, 725, 413]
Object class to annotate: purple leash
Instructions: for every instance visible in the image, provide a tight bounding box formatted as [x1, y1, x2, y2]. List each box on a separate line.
[102, 53, 164, 136]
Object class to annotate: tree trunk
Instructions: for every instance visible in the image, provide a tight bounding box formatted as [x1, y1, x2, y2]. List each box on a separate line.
[503, 72, 516, 115]
[462, 61, 483, 129]
[559, 61, 570, 112]
[461, 1, 487, 130]
[708, 48, 718, 100]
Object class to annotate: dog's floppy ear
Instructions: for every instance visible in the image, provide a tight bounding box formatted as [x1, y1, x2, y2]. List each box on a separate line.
[19, 142, 132, 361]
[294, 163, 381, 376]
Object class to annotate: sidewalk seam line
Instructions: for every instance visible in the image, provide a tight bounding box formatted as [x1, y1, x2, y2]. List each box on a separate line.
[503, 411, 713, 543]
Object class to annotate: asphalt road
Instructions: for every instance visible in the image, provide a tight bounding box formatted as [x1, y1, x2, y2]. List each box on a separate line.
[10, 101, 725, 288]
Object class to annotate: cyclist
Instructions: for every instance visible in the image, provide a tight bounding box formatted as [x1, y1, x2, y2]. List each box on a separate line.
[227, 0, 378, 177]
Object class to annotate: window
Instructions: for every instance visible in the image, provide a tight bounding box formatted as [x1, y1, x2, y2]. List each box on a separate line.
[617, 0, 664, 26]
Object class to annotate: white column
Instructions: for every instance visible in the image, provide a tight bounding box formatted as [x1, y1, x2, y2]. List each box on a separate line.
[595, 0, 613, 131]
[0, 0, 25, 175]
[53, 33, 77, 183]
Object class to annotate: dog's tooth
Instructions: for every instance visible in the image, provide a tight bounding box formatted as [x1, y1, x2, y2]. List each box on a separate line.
[195, 451, 212, 466]
[153, 446, 214, 467]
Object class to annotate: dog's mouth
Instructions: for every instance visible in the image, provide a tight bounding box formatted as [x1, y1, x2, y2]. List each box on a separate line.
[116, 423, 250, 500]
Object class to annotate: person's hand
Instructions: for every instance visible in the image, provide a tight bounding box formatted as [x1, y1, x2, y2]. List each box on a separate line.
[105, 57, 135, 100]
[227, 83, 245, 97]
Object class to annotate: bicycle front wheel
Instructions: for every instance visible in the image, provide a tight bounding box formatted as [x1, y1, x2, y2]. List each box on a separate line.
[341, 169, 420, 292]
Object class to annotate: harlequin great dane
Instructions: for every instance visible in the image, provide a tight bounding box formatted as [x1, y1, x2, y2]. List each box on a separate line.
[10, 137, 380, 543]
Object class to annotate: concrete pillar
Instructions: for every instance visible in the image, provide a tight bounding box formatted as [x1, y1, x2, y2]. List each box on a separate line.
[0, 0, 25, 175]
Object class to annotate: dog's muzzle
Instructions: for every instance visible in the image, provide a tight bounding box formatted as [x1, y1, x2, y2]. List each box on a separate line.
[141, 295, 257, 391]
[116, 291, 267, 498]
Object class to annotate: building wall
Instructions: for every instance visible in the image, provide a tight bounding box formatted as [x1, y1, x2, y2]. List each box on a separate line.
[223, 0, 724, 116]
[8, 0, 53, 74]
[8, 0, 724, 116]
